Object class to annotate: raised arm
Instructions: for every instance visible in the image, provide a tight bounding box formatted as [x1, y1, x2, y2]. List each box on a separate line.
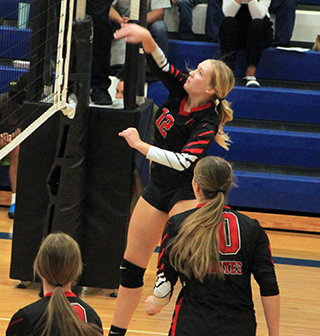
[119, 127, 197, 171]
[114, 23, 157, 53]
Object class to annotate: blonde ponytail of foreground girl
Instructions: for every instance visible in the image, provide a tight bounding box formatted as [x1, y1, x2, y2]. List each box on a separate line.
[169, 156, 234, 282]
[34, 233, 103, 336]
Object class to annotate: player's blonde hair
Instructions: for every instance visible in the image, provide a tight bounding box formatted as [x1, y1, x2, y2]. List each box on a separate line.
[209, 59, 235, 150]
[34, 232, 102, 336]
[169, 156, 234, 282]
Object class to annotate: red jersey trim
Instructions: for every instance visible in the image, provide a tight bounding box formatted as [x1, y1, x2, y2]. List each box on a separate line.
[198, 130, 214, 137]
[197, 203, 231, 210]
[8, 317, 24, 328]
[182, 148, 203, 154]
[179, 97, 213, 116]
[171, 297, 184, 336]
[186, 140, 210, 147]
[44, 291, 76, 297]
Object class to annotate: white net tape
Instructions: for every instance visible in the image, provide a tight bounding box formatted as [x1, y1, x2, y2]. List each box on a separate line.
[0, 0, 76, 161]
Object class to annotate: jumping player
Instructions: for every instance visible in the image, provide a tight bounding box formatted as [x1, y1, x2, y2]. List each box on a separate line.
[145, 156, 280, 336]
[107, 24, 235, 336]
[6, 233, 103, 336]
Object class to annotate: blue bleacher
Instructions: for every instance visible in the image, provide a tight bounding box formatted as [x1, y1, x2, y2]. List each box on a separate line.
[0, 0, 33, 20]
[227, 86, 320, 125]
[208, 126, 320, 169]
[227, 171, 320, 214]
[0, 26, 31, 59]
[168, 40, 320, 83]
[147, 38, 320, 215]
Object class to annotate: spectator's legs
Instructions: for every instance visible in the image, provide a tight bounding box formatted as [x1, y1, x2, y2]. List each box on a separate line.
[86, 0, 113, 105]
[178, 0, 201, 40]
[246, 17, 273, 74]
[91, 17, 112, 98]
[148, 20, 169, 57]
[205, 0, 224, 42]
[219, 17, 241, 71]
[270, 0, 298, 47]
[146, 20, 169, 82]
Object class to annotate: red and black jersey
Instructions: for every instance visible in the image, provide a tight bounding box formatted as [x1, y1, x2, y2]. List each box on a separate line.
[157, 206, 279, 336]
[146, 54, 221, 190]
[6, 292, 103, 336]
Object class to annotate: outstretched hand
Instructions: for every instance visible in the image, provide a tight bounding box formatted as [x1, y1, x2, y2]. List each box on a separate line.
[114, 23, 157, 53]
[114, 23, 151, 44]
[118, 127, 141, 149]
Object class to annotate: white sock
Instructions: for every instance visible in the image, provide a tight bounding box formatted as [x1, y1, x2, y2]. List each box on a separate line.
[11, 193, 16, 205]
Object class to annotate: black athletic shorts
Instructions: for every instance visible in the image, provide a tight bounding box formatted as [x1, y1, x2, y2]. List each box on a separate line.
[142, 179, 195, 213]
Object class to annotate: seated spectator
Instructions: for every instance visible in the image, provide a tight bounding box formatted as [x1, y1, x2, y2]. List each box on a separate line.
[87, 0, 114, 106]
[0, 73, 29, 218]
[172, 0, 202, 41]
[6, 232, 103, 336]
[269, 0, 297, 47]
[109, 0, 171, 82]
[205, 0, 297, 47]
[219, 0, 273, 87]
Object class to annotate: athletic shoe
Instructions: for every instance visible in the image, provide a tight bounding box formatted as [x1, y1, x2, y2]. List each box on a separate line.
[8, 203, 15, 219]
[91, 88, 112, 105]
[244, 76, 260, 87]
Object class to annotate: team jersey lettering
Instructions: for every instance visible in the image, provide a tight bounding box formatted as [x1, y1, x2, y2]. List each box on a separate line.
[220, 261, 243, 275]
[219, 212, 241, 255]
[207, 260, 243, 275]
[156, 108, 175, 138]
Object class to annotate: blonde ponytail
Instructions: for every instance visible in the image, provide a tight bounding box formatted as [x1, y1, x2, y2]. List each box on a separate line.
[169, 156, 234, 282]
[34, 233, 103, 336]
[209, 60, 235, 150]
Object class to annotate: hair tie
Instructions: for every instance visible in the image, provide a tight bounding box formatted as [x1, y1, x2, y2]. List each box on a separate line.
[55, 283, 63, 287]
[216, 189, 224, 194]
[218, 97, 225, 103]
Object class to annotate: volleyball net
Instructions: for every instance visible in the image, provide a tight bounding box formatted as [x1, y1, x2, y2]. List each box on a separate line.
[0, 0, 80, 161]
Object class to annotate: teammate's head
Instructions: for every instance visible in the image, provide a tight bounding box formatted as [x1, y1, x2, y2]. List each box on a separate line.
[170, 156, 234, 282]
[34, 232, 82, 286]
[34, 232, 103, 336]
[193, 156, 233, 199]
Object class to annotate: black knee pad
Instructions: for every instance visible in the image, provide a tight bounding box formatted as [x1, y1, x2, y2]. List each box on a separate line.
[120, 259, 146, 288]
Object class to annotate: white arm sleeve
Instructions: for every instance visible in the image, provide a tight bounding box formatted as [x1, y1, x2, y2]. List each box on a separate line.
[151, 45, 170, 72]
[153, 272, 172, 306]
[147, 146, 198, 171]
